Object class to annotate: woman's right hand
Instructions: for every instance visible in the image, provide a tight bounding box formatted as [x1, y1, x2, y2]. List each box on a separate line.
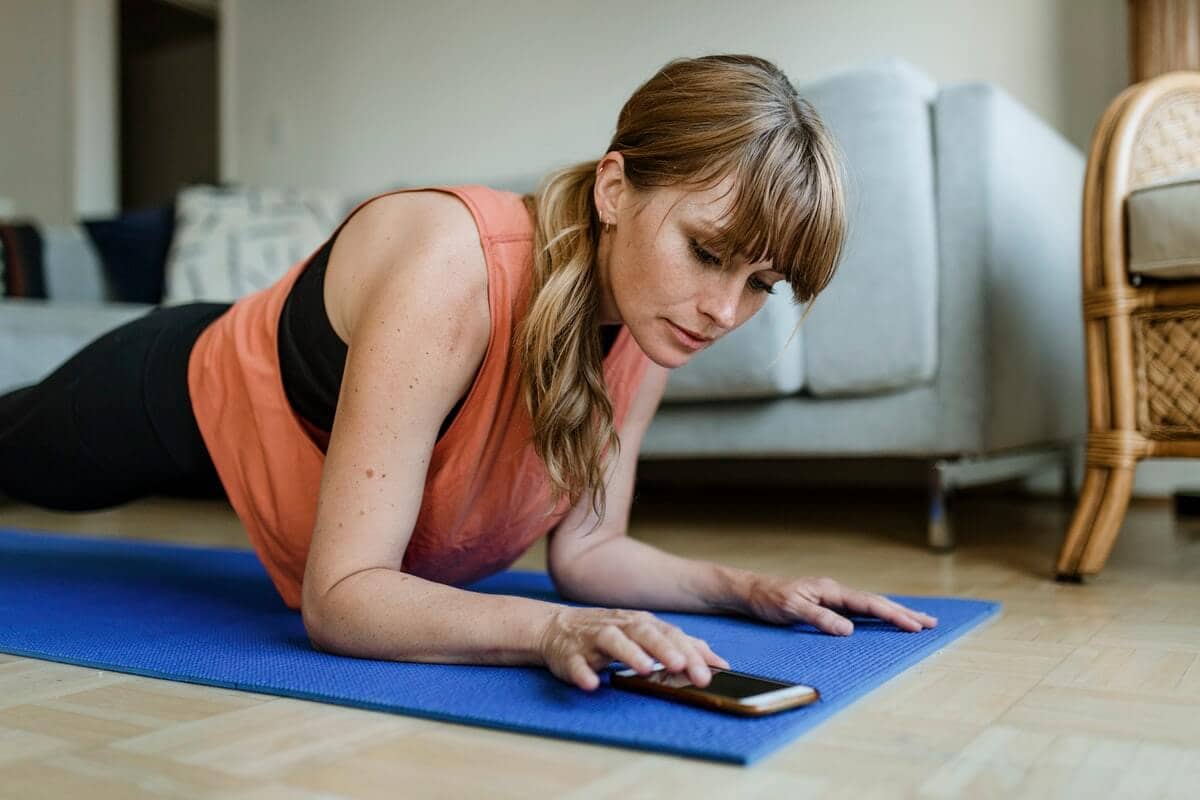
[537, 606, 731, 692]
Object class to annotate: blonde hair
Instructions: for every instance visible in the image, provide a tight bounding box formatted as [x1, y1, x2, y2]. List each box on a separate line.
[517, 54, 847, 523]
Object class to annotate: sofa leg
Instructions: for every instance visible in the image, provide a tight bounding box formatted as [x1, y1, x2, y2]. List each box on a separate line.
[928, 467, 954, 551]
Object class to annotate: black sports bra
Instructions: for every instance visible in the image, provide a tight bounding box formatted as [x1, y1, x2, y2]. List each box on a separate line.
[277, 232, 621, 441]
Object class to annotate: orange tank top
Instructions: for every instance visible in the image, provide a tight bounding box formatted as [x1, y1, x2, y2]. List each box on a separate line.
[187, 184, 651, 610]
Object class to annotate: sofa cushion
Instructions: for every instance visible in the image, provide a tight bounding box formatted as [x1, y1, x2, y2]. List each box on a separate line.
[1128, 172, 1200, 279]
[82, 203, 176, 304]
[796, 58, 940, 396]
[0, 298, 151, 394]
[0, 221, 112, 303]
[163, 185, 352, 304]
[662, 290, 804, 402]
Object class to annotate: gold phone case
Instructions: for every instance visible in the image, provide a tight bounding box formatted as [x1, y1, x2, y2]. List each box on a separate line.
[610, 666, 820, 716]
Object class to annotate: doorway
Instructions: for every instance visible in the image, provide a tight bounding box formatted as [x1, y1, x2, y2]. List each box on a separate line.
[119, 0, 218, 211]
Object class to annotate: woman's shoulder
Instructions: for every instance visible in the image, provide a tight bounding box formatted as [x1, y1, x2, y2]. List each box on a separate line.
[325, 188, 492, 345]
[357, 184, 528, 243]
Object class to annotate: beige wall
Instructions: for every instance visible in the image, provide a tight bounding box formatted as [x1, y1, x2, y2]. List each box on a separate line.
[0, 0, 74, 224]
[221, 0, 1128, 195]
[14, 0, 1193, 494]
[0, 0, 116, 224]
[220, 0, 1200, 498]
[1, 0, 1128, 227]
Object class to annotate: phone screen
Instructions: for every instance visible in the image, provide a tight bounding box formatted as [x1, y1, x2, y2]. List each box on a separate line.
[635, 667, 797, 699]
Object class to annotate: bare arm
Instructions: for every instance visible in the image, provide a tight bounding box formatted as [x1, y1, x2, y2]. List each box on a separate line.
[306, 568, 562, 665]
[550, 535, 754, 615]
[544, 363, 749, 612]
[300, 192, 560, 664]
[547, 363, 936, 634]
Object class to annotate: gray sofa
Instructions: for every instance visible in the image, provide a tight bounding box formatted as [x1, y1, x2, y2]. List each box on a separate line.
[0, 59, 1086, 546]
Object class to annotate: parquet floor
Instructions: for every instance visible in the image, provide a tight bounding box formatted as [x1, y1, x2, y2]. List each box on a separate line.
[0, 484, 1198, 799]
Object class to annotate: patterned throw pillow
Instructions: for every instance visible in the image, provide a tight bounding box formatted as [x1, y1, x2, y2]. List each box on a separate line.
[163, 185, 353, 304]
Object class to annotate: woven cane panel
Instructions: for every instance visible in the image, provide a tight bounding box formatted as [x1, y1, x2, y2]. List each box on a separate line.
[1133, 309, 1200, 435]
[1130, 89, 1200, 191]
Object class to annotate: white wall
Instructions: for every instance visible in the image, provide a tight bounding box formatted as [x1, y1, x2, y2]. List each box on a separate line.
[6, 0, 1192, 492]
[0, 0, 74, 224]
[72, 0, 118, 218]
[221, 0, 1129, 196]
[0, 0, 116, 224]
[222, 0, 1200, 497]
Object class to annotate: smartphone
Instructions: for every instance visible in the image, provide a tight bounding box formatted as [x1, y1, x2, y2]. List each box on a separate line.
[610, 662, 819, 716]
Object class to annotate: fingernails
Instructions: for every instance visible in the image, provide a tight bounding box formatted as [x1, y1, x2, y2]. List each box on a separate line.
[836, 620, 853, 635]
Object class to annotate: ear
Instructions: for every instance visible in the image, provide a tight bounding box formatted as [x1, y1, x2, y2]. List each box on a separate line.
[593, 152, 626, 224]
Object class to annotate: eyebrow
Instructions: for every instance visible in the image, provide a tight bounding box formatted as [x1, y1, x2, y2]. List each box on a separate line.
[689, 219, 733, 249]
[693, 218, 725, 235]
[691, 220, 780, 271]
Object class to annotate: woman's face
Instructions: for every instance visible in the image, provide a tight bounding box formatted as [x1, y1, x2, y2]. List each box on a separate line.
[593, 155, 786, 369]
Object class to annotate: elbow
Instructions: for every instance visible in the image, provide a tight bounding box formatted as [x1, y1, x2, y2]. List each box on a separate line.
[301, 601, 327, 653]
[549, 565, 583, 604]
[301, 588, 335, 654]
[300, 569, 378, 655]
[547, 563, 570, 599]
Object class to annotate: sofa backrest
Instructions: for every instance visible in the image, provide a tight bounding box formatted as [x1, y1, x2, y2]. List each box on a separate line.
[796, 58, 940, 398]
[150, 58, 943, 404]
[661, 58, 941, 403]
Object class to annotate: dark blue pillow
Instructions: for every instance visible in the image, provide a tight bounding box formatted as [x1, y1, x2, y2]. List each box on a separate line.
[82, 202, 175, 304]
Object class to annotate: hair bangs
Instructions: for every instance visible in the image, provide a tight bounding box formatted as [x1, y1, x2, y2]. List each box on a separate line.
[695, 130, 846, 306]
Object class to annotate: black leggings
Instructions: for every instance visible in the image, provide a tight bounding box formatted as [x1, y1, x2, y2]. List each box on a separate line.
[0, 302, 232, 511]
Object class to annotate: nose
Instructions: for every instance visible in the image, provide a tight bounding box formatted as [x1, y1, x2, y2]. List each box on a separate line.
[696, 283, 739, 332]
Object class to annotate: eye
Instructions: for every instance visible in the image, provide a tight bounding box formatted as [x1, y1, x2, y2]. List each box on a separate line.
[748, 275, 776, 295]
[688, 237, 722, 267]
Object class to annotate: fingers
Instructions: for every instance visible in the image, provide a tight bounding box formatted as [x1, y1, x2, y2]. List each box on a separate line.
[810, 579, 939, 633]
[844, 591, 938, 632]
[627, 622, 715, 687]
[906, 603, 939, 628]
[565, 653, 600, 692]
[553, 610, 733, 693]
[690, 635, 731, 671]
[797, 600, 855, 636]
[598, 615, 728, 688]
[893, 606, 936, 630]
[596, 625, 657, 675]
[842, 592, 920, 631]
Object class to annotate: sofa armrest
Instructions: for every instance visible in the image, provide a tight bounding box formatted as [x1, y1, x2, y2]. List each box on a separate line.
[934, 83, 1087, 452]
[0, 299, 153, 393]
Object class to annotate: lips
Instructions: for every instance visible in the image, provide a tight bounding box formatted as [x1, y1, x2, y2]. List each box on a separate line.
[669, 321, 712, 342]
[666, 319, 714, 351]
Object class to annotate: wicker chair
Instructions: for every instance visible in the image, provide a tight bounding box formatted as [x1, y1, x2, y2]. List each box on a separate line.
[1056, 70, 1200, 580]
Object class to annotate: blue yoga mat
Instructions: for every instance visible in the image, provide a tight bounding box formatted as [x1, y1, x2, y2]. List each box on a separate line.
[0, 527, 998, 765]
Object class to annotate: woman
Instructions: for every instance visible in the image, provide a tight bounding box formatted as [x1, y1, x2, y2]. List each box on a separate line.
[0, 54, 935, 692]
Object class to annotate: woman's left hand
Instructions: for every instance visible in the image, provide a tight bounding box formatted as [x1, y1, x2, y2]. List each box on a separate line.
[739, 573, 937, 635]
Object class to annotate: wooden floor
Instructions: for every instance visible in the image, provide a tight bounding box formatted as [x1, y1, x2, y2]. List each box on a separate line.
[1, 485, 1199, 799]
